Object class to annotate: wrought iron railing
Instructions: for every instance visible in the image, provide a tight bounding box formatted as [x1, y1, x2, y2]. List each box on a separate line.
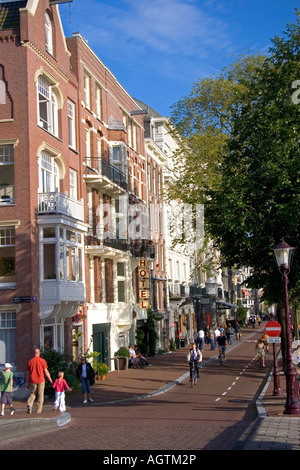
[85, 157, 127, 191]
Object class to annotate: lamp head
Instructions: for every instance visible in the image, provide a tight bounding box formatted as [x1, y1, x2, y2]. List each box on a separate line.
[273, 241, 295, 271]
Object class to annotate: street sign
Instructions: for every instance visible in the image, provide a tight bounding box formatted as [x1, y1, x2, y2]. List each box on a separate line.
[265, 320, 282, 337]
[267, 337, 281, 343]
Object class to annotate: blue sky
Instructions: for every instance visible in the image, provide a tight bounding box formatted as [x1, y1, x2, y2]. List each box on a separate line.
[58, 0, 299, 117]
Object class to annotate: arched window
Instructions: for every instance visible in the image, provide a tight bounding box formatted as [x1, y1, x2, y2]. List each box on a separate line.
[37, 75, 59, 137]
[45, 12, 53, 54]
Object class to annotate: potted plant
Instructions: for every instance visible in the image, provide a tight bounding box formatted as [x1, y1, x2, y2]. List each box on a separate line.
[114, 347, 130, 370]
[97, 362, 109, 380]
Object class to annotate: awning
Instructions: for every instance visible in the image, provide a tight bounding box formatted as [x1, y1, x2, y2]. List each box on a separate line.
[216, 300, 239, 309]
[242, 289, 250, 296]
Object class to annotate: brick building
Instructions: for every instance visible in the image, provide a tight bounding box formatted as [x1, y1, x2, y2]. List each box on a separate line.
[0, 0, 160, 373]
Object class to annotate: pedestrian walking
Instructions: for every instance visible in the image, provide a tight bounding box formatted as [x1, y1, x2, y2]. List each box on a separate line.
[198, 329, 205, 351]
[214, 327, 220, 349]
[52, 371, 72, 413]
[227, 324, 234, 345]
[209, 328, 215, 350]
[26, 348, 53, 414]
[235, 321, 241, 340]
[76, 356, 95, 404]
[0, 363, 15, 416]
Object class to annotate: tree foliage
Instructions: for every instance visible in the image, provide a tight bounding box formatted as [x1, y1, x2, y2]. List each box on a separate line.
[205, 13, 300, 304]
[169, 11, 300, 306]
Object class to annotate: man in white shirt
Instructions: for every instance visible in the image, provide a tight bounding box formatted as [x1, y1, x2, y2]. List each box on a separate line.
[198, 329, 205, 351]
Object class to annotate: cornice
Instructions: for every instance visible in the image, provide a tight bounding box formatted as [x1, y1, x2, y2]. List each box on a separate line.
[21, 40, 69, 83]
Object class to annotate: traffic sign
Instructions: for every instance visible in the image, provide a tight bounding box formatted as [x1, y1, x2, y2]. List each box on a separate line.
[267, 337, 281, 343]
[265, 320, 282, 337]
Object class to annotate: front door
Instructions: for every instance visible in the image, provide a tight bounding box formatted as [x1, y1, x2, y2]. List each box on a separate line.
[92, 323, 110, 367]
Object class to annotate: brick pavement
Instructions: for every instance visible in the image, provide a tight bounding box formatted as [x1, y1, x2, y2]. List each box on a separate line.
[0, 325, 299, 450]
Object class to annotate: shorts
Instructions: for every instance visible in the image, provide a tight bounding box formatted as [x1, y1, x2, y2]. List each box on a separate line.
[1, 391, 13, 405]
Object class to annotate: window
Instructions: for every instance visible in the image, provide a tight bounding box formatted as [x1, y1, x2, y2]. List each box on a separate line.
[68, 100, 76, 149]
[0, 311, 16, 364]
[84, 73, 90, 108]
[39, 151, 59, 193]
[45, 12, 52, 54]
[0, 145, 14, 204]
[110, 143, 127, 175]
[128, 165, 134, 192]
[0, 227, 16, 287]
[133, 124, 137, 150]
[95, 85, 101, 119]
[137, 169, 142, 199]
[37, 76, 59, 137]
[85, 128, 91, 160]
[69, 169, 77, 200]
[117, 262, 126, 303]
[42, 226, 84, 282]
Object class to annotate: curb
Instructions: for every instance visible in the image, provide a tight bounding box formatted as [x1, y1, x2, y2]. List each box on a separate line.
[0, 413, 71, 441]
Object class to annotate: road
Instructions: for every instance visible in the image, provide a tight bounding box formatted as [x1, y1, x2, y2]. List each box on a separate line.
[0, 329, 268, 451]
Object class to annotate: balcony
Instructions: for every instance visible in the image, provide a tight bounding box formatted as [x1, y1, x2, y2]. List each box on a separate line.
[130, 242, 155, 259]
[86, 232, 130, 257]
[169, 283, 189, 299]
[38, 191, 84, 221]
[84, 157, 128, 193]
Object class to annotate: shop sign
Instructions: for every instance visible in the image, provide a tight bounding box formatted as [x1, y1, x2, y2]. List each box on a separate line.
[139, 259, 150, 309]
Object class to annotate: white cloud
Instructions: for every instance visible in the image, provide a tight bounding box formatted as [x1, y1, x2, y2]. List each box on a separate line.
[67, 0, 233, 61]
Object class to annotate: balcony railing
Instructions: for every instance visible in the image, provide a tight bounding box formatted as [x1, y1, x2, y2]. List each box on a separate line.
[38, 191, 84, 221]
[84, 157, 127, 191]
[169, 283, 189, 298]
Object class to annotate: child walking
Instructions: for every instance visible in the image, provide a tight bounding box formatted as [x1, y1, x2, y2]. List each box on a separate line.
[52, 371, 72, 413]
[0, 363, 15, 416]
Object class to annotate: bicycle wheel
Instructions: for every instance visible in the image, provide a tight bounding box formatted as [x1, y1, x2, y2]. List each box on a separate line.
[219, 353, 223, 365]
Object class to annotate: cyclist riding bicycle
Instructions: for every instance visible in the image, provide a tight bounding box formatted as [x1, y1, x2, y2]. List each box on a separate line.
[187, 343, 202, 381]
[216, 332, 227, 363]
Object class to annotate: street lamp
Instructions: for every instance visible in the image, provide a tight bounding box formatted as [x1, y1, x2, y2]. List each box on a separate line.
[273, 241, 300, 414]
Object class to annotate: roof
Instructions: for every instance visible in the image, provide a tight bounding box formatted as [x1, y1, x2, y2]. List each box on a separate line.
[133, 98, 163, 118]
[0, 1, 27, 31]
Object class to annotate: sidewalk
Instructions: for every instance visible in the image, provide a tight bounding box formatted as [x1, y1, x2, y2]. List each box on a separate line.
[0, 327, 299, 449]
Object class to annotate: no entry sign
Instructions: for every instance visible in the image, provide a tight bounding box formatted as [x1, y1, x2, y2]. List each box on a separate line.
[265, 320, 282, 337]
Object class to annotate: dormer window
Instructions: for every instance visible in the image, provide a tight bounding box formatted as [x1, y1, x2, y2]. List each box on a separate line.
[45, 12, 53, 55]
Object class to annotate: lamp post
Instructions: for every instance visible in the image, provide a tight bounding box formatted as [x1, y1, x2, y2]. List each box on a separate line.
[273, 241, 300, 414]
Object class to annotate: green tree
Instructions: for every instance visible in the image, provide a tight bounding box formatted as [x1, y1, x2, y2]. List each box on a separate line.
[203, 13, 300, 365]
[167, 53, 265, 206]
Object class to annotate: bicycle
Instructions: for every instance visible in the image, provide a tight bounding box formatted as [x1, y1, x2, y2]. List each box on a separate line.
[190, 361, 198, 387]
[219, 347, 226, 366]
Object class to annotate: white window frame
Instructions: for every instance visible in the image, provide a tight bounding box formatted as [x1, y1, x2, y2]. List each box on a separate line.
[45, 12, 53, 54]
[68, 99, 76, 149]
[39, 151, 59, 193]
[0, 226, 16, 288]
[95, 85, 101, 119]
[0, 310, 17, 365]
[37, 76, 59, 137]
[69, 168, 77, 200]
[109, 142, 127, 176]
[84, 73, 90, 109]
[0, 145, 14, 204]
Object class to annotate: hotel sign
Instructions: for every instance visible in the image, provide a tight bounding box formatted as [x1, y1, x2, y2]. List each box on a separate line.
[139, 259, 150, 309]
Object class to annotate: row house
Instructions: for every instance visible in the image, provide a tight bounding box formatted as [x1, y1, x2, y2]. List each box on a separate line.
[0, 0, 154, 373]
[66, 31, 148, 364]
[134, 100, 197, 348]
[0, 0, 85, 370]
